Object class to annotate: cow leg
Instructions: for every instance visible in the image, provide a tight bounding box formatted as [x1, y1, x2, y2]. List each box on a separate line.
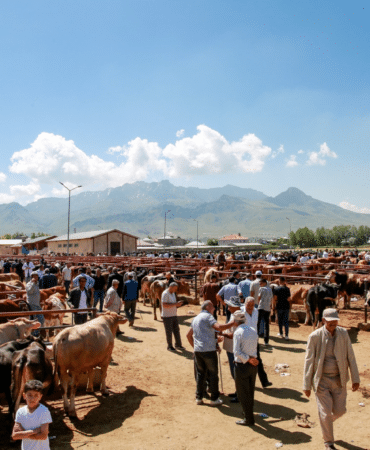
[60, 371, 70, 415]
[153, 298, 157, 321]
[68, 374, 79, 417]
[86, 369, 94, 393]
[304, 298, 311, 326]
[100, 362, 110, 396]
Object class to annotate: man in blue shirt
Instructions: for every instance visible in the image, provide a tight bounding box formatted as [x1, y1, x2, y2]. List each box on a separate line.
[123, 273, 139, 326]
[237, 273, 252, 300]
[186, 301, 235, 406]
[216, 277, 239, 321]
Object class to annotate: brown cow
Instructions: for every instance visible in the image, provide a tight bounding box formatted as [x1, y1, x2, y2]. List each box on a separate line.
[11, 340, 53, 415]
[140, 273, 164, 304]
[0, 273, 19, 282]
[150, 279, 190, 320]
[203, 268, 219, 283]
[0, 319, 41, 346]
[53, 311, 127, 417]
[327, 270, 369, 308]
[42, 294, 68, 340]
[0, 299, 30, 323]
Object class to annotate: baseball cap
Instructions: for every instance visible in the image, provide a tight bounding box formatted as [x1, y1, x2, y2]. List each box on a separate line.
[322, 308, 340, 321]
[225, 297, 242, 308]
[255, 270, 262, 276]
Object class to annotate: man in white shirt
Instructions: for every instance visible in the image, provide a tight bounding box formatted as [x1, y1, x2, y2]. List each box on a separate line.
[250, 271, 263, 306]
[23, 260, 35, 283]
[62, 262, 72, 295]
[161, 283, 184, 351]
[233, 310, 259, 426]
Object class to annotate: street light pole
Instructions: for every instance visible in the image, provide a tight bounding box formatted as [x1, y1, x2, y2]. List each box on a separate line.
[164, 210, 171, 250]
[59, 182, 82, 257]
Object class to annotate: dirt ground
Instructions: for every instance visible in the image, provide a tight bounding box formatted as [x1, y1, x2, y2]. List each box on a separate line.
[1, 303, 370, 450]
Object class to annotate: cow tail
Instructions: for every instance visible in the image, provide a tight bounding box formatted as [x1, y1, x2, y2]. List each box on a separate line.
[10, 354, 26, 415]
[52, 344, 59, 389]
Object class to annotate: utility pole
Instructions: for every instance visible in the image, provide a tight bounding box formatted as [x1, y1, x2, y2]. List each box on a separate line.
[59, 182, 82, 257]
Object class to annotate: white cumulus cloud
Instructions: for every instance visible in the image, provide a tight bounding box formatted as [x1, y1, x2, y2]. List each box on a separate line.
[10, 181, 40, 197]
[286, 155, 299, 167]
[306, 142, 337, 166]
[176, 129, 185, 138]
[297, 149, 304, 154]
[163, 125, 271, 176]
[0, 193, 15, 203]
[0, 172, 7, 183]
[271, 144, 284, 158]
[339, 201, 370, 214]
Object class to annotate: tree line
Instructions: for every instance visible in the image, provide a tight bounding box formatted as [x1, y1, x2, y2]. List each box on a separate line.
[289, 225, 370, 248]
[0, 232, 49, 240]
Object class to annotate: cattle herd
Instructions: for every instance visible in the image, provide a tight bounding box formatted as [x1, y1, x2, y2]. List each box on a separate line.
[0, 248, 369, 435]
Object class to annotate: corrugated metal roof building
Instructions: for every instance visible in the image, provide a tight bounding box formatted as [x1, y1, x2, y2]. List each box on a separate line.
[47, 229, 138, 255]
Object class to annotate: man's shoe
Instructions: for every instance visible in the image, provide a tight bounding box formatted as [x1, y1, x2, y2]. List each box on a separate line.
[262, 381, 273, 388]
[230, 397, 239, 403]
[228, 392, 237, 398]
[195, 398, 203, 405]
[210, 398, 223, 406]
[175, 345, 185, 350]
[284, 336, 289, 340]
[277, 333, 282, 337]
[167, 346, 176, 351]
[236, 419, 255, 426]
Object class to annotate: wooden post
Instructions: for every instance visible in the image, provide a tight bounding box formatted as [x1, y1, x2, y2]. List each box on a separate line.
[195, 271, 198, 304]
[365, 281, 368, 324]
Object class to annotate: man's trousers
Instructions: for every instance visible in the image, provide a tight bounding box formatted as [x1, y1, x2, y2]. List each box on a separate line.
[315, 375, 347, 445]
[235, 362, 258, 423]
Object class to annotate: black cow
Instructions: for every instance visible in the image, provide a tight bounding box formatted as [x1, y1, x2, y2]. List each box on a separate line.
[306, 283, 338, 329]
[327, 270, 368, 308]
[0, 336, 41, 415]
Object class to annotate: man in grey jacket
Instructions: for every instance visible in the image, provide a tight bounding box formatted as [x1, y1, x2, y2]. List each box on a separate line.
[303, 308, 360, 450]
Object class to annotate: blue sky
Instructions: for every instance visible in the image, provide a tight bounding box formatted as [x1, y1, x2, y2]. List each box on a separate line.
[0, 0, 369, 213]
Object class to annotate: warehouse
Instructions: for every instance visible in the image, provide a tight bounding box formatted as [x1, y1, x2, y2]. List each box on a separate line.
[47, 229, 138, 255]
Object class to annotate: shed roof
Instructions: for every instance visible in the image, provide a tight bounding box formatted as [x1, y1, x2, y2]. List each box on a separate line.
[49, 229, 138, 242]
[219, 234, 249, 241]
[0, 239, 23, 245]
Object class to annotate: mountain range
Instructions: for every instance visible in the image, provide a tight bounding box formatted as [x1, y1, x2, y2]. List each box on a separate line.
[1, 180, 370, 239]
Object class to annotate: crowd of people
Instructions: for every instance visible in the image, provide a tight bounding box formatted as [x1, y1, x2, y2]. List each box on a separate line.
[0, 253, 364, 450]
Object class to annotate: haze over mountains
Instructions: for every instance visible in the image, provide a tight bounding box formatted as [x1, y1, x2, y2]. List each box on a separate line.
[1, 180, 370, 239]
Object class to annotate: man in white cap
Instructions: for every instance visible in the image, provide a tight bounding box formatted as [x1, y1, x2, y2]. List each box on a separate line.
[303, 308, 360, 450]
[250, 271, 263, 306]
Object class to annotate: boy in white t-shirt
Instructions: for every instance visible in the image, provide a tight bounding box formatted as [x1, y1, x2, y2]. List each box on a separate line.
[12, 379, 52, 450]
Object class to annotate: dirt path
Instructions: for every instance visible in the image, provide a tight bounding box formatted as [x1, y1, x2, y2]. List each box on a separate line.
[1, 303, 369, 450]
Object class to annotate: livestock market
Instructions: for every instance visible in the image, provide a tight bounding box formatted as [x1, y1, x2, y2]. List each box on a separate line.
[0, 247, 369, 450]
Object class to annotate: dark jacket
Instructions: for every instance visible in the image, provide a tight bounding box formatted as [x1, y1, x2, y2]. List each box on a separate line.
[69, 287, 92, 309]
[41, 274, 58, 289]
[107, 273, 124, 297]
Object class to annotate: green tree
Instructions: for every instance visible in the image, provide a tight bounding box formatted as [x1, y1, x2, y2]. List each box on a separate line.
[207, 238, 219, 246]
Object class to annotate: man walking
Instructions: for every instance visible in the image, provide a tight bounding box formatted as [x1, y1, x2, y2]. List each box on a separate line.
[303, 308, 360, 450]
[257, 279, 273, 345]
[250, 270, 263, 306]
[26, 272, 44, 335]
[186, 300, 235, 406]
[123, 273, 139, 326]
[233, 310, 259, 426]
[92, 268, 106, 313]
[161, 282, 184, 351]
[273, 276, 291, 340]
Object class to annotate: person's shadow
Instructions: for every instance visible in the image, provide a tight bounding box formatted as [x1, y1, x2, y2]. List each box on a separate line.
[335, 440, 368, 450]
[67, 386, 155, 438]
[255, 387, 309, 403]
[219, 398, 312, 445]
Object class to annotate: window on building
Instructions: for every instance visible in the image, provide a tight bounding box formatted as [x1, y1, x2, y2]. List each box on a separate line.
[74, 243, 78, 247]
[63, 244, 67, 247]
[58, 244, 62, 248]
